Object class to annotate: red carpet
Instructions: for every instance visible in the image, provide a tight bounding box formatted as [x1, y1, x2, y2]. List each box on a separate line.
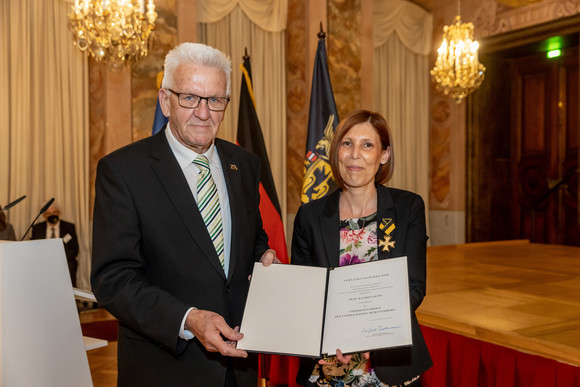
[81, 320, 118, 342]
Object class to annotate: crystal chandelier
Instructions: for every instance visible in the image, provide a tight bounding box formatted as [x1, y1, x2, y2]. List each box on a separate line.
[68, 0, 157, 70]
[430, 15, 486, 103]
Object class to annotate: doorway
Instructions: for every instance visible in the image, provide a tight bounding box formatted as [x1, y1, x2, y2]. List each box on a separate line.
[467, 16, 580, 246]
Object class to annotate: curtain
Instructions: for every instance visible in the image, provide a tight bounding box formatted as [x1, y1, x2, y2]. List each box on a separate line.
[0, 0, 90, 289]
[421, 325, 580, 386]
[373, 0, 432, 213]
[197, 0, 286, 33]
[197, 1, 288, 227]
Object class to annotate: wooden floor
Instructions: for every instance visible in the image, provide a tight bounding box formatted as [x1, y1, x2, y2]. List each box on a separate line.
[417, 240, 580, 367]
[84, 240, 580, 385]
[80, 309, 118, 387]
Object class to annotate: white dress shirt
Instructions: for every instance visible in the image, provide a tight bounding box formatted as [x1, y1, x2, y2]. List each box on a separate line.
[165, 125, 232, 340]
[46, 222, 60, 238]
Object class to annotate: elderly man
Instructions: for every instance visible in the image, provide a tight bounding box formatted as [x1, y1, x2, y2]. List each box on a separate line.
[31, 202, 79, 286]
[91, 43, 277, 387]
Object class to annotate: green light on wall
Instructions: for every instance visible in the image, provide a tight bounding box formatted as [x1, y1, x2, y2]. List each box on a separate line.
[546, 36, 563, 50]
[545, 36, 562, 59]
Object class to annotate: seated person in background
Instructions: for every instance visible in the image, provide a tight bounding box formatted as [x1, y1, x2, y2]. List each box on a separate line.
[291, 110, 432, 387]
[31, 202, 79, 286]
[0, 205, 16, 241]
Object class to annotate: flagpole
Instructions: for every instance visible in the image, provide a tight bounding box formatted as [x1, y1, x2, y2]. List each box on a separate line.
[319, 21, 326, 38]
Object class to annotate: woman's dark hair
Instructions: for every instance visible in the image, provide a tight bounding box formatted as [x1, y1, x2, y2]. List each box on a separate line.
[329, 109, 394, 190]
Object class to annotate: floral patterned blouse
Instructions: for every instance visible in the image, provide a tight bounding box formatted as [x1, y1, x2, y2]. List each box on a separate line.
[339, 213, 379, 267]
[305, 213, 419, 387]
[307, 213, 384, 387]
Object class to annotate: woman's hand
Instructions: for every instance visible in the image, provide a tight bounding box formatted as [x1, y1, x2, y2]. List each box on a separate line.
[318, 349, 370, 365]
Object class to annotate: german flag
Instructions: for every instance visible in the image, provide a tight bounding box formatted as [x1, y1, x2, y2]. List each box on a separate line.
[236, 54, 288, 264]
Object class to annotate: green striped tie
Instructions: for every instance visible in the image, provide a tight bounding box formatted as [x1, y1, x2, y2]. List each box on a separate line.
[194, 155, 225, 269]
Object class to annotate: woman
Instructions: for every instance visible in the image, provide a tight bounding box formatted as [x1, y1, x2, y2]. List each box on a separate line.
[0, 205, 16, 241]
[292, 110, 432, 387]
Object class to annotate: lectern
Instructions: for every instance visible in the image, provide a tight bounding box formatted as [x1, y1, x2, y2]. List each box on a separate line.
[0, 239, 92, 386]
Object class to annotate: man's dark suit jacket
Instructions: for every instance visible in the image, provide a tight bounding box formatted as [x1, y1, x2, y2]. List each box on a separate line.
[31, 220, 79, 286]
[91, 129, 270, 387]
[291, 185, 432, 385]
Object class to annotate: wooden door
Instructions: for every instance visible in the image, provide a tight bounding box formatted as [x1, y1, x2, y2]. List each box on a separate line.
[511, 47, 579, 245]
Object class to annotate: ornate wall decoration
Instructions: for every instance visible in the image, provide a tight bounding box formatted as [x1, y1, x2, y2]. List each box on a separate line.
[475, 0, 580, 38]
[328, 0, 361, 119]
[429, 96, 452, 208]
[89, 61, 107, 217]
[286, 0, 309, 214]
[497, 0, 543, 7]
[131, 0, 177, 142]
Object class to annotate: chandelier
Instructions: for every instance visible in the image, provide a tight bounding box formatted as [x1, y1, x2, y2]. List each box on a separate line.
[68, 0, 157, 70]
[430, 15, 486, 103]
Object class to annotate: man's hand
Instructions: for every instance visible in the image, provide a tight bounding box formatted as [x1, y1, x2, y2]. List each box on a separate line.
[248, 249, 281, 281]
[185, 309, 248, 358]
[259, 249, 280, 266]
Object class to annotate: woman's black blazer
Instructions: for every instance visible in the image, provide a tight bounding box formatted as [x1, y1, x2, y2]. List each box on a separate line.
[291, 184, 432, 385]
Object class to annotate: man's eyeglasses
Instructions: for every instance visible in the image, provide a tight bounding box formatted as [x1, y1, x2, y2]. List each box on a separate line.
[166, 88, 230, 112]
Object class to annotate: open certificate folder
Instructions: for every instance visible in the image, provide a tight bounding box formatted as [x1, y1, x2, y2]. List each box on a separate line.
[237, 257, 412, 357]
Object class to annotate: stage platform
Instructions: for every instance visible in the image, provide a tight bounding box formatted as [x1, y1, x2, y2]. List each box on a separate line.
[417, 240, 580, 367]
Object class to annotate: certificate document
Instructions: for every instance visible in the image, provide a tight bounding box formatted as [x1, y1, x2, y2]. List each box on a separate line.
[237, 257, 412, 357]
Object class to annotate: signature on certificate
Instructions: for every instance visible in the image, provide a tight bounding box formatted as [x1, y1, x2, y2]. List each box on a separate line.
[361, 325, 399, 335]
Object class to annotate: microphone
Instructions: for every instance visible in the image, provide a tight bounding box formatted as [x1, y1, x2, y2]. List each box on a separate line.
[3, 195, 27, 211]
[20, 198, 55, 241]
[39, 198, 55, 214]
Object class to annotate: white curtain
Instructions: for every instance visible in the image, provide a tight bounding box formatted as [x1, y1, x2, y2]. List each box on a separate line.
[0, 0, 90, 288]
[197, 0, 288, 226]
[197, 0, 286, 33]
[373, 0, 432, 210]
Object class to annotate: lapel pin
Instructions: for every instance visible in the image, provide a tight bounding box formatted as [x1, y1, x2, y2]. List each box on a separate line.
[230, 164, 238, 170]
[379, 218, 396, 235]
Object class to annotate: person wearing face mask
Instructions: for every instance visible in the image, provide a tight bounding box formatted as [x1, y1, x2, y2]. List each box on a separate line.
[31, 202, 79, 286]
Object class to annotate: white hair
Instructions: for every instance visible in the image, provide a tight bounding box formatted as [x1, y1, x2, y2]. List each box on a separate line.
[161, 43, 232, 96]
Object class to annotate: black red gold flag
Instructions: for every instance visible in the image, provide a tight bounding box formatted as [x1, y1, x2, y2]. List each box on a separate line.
[236, 54, 289, 265]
